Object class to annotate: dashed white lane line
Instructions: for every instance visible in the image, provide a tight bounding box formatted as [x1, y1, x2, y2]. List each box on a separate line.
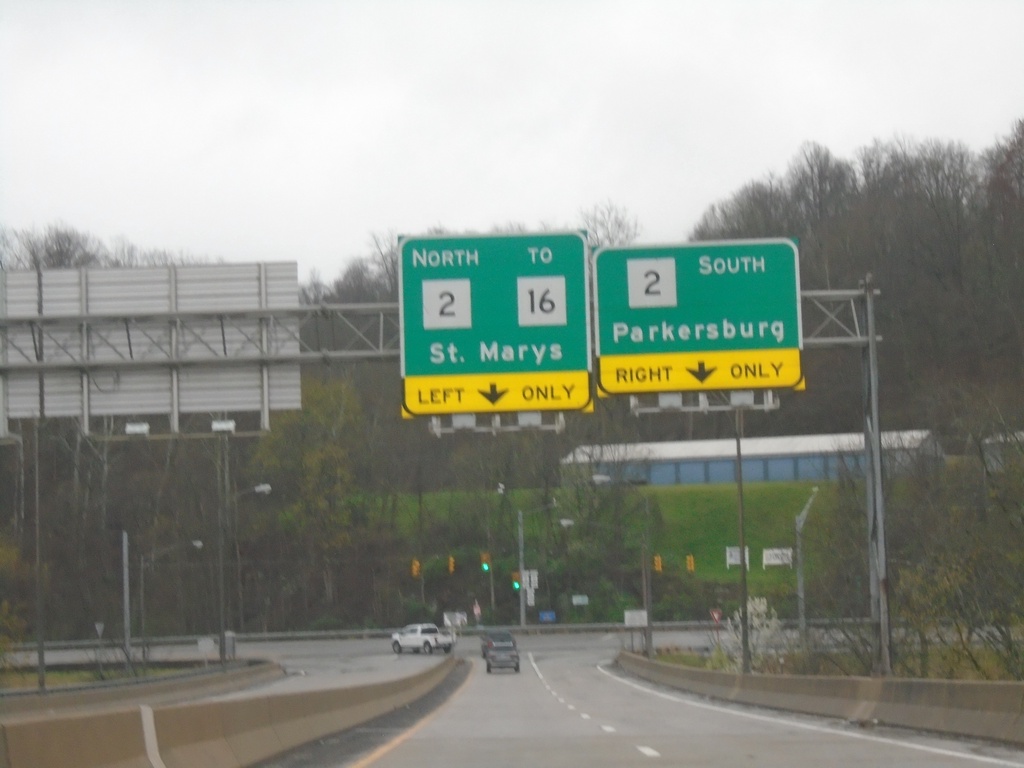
[529, 650, 650, 756]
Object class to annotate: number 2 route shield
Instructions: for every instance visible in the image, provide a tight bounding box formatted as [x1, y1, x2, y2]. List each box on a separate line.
[399, 232, 592, 416]
[594, 239, 803, 393]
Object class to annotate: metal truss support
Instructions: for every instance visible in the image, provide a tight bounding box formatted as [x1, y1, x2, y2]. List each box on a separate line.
[622, 283, 890, 676]
[0, 285, 890, 671]
[0, 303, 402, 373]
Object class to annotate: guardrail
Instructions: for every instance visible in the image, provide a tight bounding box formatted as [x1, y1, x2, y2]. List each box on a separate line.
[617, 652, 1024, 747]
[0, 660, 284, 718]
[11, 618, 863, 654]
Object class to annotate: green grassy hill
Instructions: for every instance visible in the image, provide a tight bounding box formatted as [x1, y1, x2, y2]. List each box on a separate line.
[398, 481, 829, 623]
[651, 482, 825, 588]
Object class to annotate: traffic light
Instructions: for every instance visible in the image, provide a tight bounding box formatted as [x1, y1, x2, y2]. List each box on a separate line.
[411, 558, 421, 578]
[686, 554, 696, 573]
[480, 552, 491, 572]
[448, 555, 455, 574]
[511, 570, 521, 590]
[653, 554, 663, 573]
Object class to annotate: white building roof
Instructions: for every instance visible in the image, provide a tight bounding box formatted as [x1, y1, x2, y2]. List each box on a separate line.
[561, 430, 934, 466]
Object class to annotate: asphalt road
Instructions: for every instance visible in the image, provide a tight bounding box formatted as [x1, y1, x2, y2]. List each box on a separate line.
[245, 632, 1024, 768]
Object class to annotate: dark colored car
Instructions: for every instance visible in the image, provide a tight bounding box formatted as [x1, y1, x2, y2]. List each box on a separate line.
[482, 630, 519, 673]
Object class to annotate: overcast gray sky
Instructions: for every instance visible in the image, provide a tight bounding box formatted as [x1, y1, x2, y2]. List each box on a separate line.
[2, 0, 1022, 285]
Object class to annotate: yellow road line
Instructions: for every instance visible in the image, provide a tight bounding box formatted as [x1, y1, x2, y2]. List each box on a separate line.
[349, 661, 475, 767]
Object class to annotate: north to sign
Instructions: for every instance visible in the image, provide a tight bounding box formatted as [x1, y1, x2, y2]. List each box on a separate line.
[594, 239, 802, 394]
[399, 232, 591, 416]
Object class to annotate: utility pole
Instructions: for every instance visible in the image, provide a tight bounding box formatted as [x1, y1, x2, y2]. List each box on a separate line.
[217, 430, 229, 666]
[518, 509, 525, 628]
[736, 407, 751, 674]
[122, 530, 131, 667]
[795, 486, 819, 648]
[861, 276, 891, 675]
[642, 496, 652, 659]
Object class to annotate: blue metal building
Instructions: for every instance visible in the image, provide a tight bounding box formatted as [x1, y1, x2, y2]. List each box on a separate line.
[561, 431, 942, 486]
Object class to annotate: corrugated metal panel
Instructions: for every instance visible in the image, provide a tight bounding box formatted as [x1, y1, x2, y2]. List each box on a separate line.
[268, 318, 300, 354]
[179, 367, 263, 412]
[177, 264, 265, 312]
[4, 327, 41, 366]
[5, 271, 39, 315]
[40, 326, 84, 364]
[7, 375, 40, 418]
[42, 372, 82, 417]
[3, 263, 301, 428]
[41, 270, 82, 316]
[89, 321, 172, 362]
[87, 268, 172, 313]
[178, 322, 260, 359]
[268, 367, 301, 410]
[89, 370, 172, 415]
[265, 262, 300, 308]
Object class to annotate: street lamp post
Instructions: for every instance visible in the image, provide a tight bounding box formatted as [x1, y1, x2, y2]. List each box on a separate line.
[641, 496, 652, 659]
[735, 407, 752, 674]
[215, 481, 270, 665]
[499, 484, 554, 629]
[139, 539, 203, 667]
[213, 421, 232, 666]
[795, 486, 819, 648]
[583, 476, 654, 658]
[122, 530, 131, 668]
[212, 417, 272, 667]
[517, 508, 525, 627]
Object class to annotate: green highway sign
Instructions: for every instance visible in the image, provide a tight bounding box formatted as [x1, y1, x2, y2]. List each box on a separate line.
[399, 232, 591, 416]
[593, 239, 803, 393]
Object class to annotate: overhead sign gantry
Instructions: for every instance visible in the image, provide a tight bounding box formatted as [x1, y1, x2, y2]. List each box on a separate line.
[593, 239, 803, 394]
[399, 232, 592, 417]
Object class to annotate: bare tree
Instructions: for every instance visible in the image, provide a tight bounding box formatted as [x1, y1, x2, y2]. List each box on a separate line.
[368, 231, 400, 301]
[579, 200, 640, 250]
[3, 224, 106, 269]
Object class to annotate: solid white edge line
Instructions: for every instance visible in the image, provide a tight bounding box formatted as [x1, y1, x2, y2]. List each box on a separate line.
[597, 665, 1024, 767]
[140, 705, 168, 768]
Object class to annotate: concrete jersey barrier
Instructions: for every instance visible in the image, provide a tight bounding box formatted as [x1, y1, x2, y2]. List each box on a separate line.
[0, 661, 286, 719]
[0, 656, 458, 768]
[617, 651, 1024, 746]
